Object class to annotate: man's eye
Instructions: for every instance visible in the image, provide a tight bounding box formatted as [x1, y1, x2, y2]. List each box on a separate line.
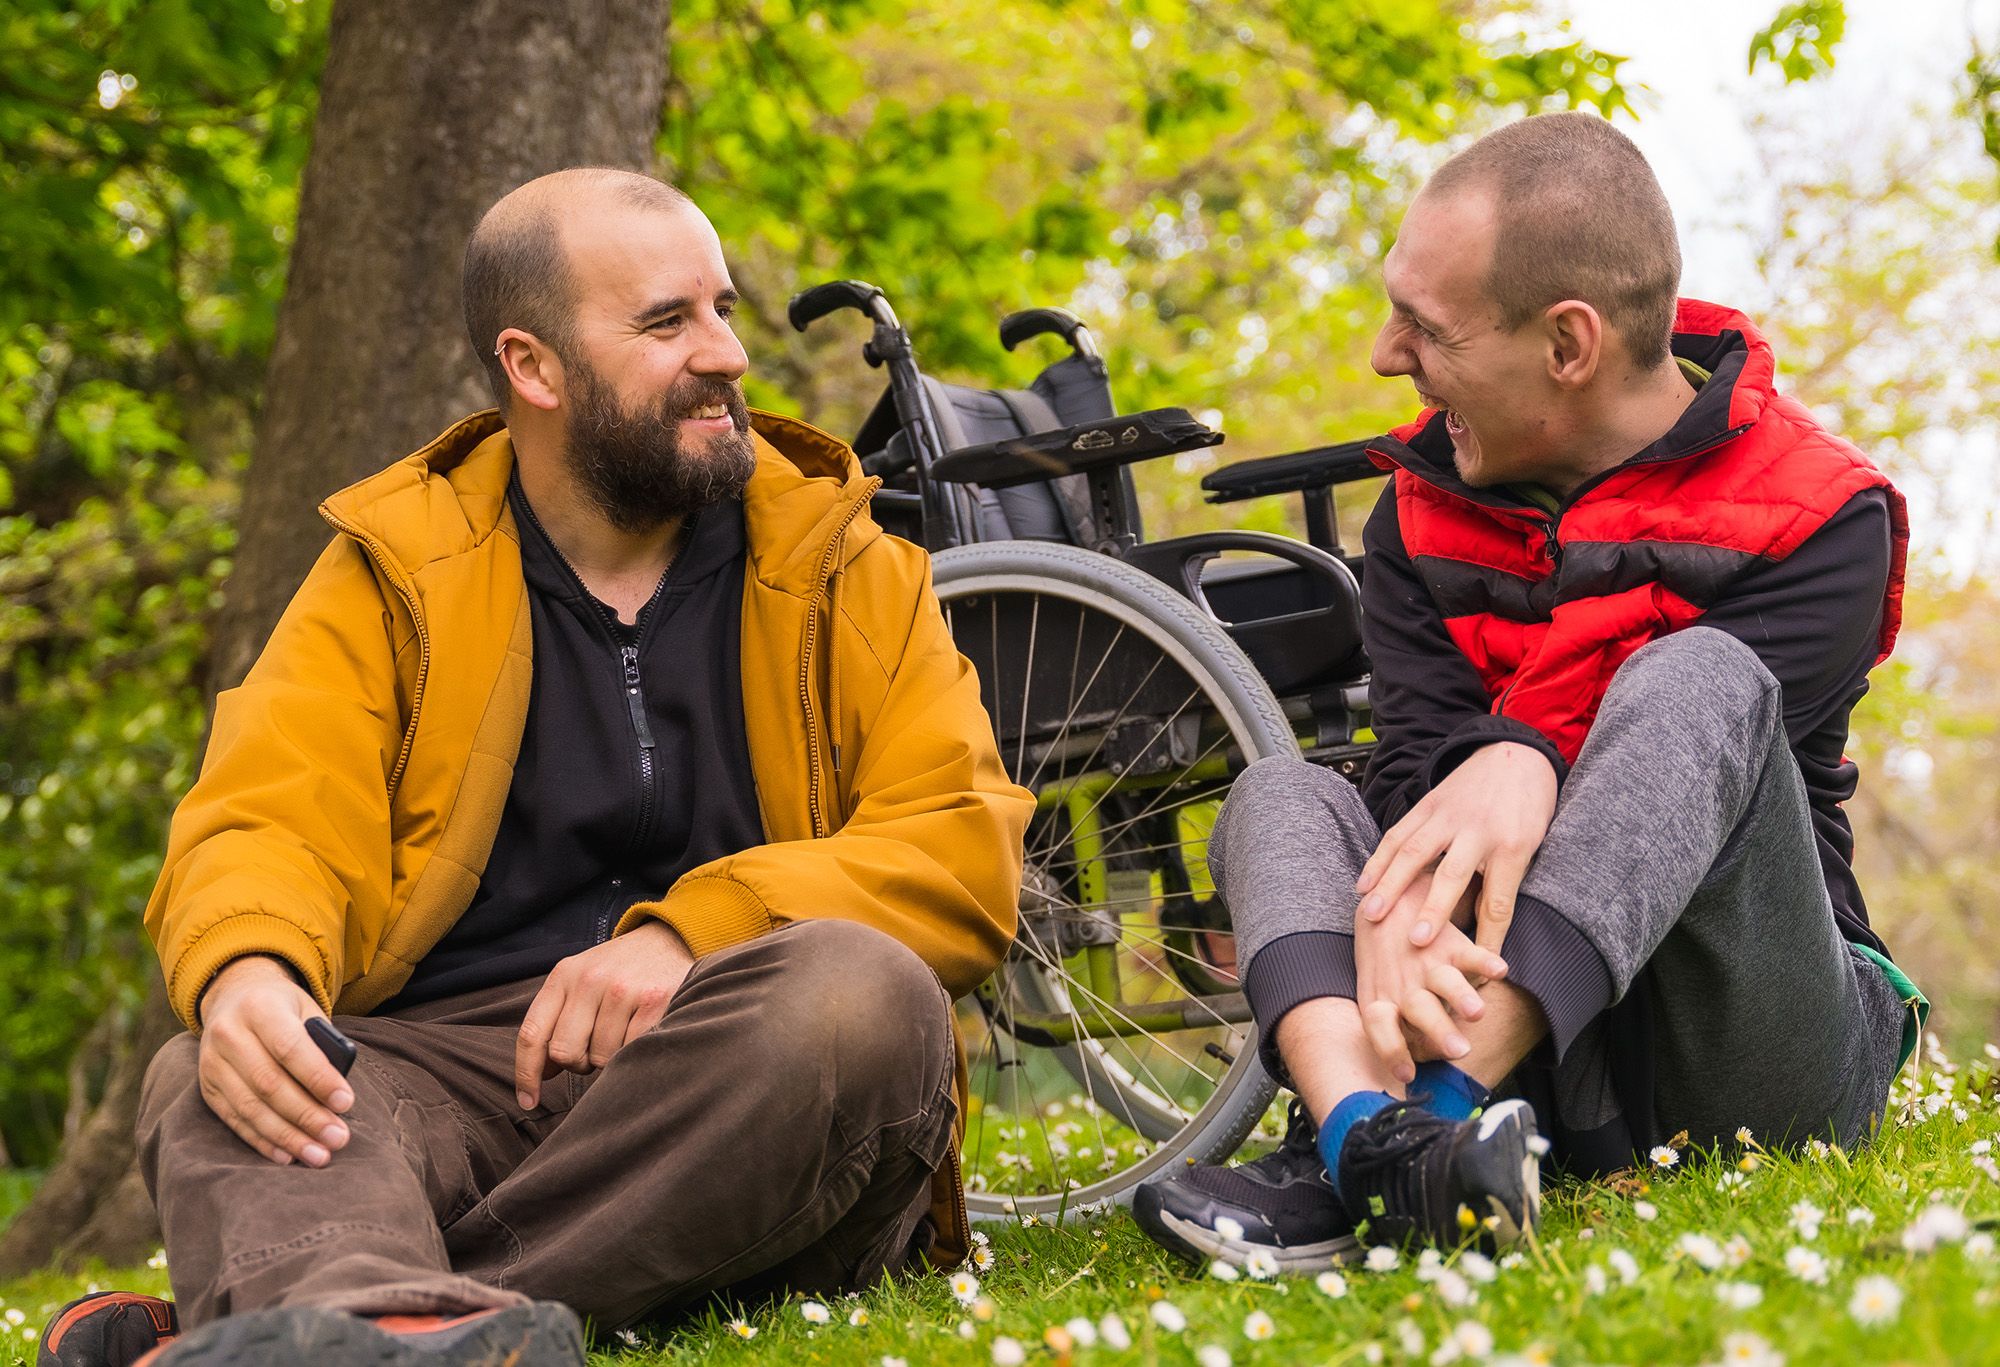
[716, 304, 736, 322]
[651, 317, 684, 332]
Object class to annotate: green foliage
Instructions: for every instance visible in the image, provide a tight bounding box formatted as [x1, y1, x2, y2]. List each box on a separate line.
[1748, 1, 1847, 82]
[0, 0, 325, 1164]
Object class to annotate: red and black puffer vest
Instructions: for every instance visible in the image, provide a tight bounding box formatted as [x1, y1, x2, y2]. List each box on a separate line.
[1367, 300, 1910, 763]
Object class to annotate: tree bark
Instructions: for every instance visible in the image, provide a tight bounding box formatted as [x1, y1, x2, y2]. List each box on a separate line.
[0, 0, 669, 1278]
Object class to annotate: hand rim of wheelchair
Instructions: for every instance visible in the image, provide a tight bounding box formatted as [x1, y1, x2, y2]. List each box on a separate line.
[932, 540, 1296, 1221]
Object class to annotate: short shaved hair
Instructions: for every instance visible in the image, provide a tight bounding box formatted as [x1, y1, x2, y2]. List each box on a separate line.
[1427, 113, 1681, 368]
[461, 168, 694, 408]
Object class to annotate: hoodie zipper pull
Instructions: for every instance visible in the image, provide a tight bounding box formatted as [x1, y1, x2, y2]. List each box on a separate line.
[621, 645, 656, 749]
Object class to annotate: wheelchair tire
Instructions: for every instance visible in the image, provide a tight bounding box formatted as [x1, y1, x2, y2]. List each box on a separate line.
[932, 541, 1300, 1223]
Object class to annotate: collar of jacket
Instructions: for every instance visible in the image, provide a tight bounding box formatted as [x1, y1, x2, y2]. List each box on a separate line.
[1366, 297, 1776, 511]
[317, 407, 883, 599]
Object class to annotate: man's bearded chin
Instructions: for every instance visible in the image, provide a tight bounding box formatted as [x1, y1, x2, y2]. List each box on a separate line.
[562, 363, 757, 534]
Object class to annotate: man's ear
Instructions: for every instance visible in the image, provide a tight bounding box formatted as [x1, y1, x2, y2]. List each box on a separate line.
[495, 329, 564, 412]
[1542, 300, 1602, 391]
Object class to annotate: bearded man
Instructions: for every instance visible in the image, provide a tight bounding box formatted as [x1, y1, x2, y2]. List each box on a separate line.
[44, 169, 1031, 1367]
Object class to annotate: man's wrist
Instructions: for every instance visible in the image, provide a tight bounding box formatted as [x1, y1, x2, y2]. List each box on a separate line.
[197, 953, 301, 1024]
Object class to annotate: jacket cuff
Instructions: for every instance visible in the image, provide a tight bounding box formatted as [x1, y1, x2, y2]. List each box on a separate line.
[1243, 931, 1357, 1087]
[1498, 894, 1614, 1061]
[619, 875, 773, 959]
[166, 912, 334, 1031]
[1420, 715, 1568, 796]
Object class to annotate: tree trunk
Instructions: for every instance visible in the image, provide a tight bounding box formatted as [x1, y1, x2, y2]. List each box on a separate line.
[0, 0, 668, 1278]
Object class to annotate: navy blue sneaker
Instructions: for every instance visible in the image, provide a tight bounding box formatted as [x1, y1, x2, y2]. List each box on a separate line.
[1132, 1099, 1360, 1272]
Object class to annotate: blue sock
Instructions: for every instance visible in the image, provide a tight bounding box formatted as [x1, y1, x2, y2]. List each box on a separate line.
[1316, 1090, 1399, 1188]
[1412, 1061, 1490, 1121]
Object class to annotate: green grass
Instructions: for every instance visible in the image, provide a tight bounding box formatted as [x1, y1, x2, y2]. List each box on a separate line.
[6, 1045, 2000, 1366]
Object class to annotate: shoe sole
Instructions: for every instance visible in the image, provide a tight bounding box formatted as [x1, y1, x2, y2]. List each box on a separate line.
[154, 1302, 583, 1366]
[1468, 1098, 1542, 1250]
[1131, 1183, 1361, 1273]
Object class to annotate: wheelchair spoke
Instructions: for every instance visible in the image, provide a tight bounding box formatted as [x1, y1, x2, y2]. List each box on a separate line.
[1018, 613, 1110, 799]
[1015, 595, 1039, 779]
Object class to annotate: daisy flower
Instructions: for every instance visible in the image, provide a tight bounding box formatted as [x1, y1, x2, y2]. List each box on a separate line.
[1213, 1216, 1246, 1242]
[1789, 1200, 1824, 1240]
[1244, 1248, 1279, 1280]
[1649, 1145, 1679, 1169]
[1715, 1281, 1763, 1310]
[1063, 1317, 1097, 1346]
[1724, 1235, 1751, 1267]
[1901, 1202, 1969, 1252]
[1783, 1246, 1830, 1285]
[881, 1358, 908, 1367]
[991, 1336, 1026, 1366]
[1209, 1259, 1241, 1282]
[1966, 1231, 1995, 1259]
[1432, 1268, 1475, 1307]
[1244, 1310, 1276, 1341]
[1633, 1200, 1658, 1221]
[1608, 1249, 1640, 1285]
[969, 1244, 994, 1271]
[1316, 1270, 1350, 1298]
[1195, 1347, 1233, 1367]
[1676, 1233, 1725, 1271]
[847, 1307, 869, 1327]
[1366, 1245, 1401, 1272]
[1583, 1264, 1608, 1296]
[1848, 1274, 1903, 1326]
[800, 1300, 831, 1324]
[1845, 1207, 1876, 1227]
[1718, 1331, 1783, 1366]
[727, 1318, 757, 1340]
[949, 1271, 981, 1305]
[1394, 1319, 1426, 1357]
[1460, 1251, 1498, 1283]
[1448, 1321, 1495, 1359]
[1735, 1126, 1755, 1144]
[1150, 1301, 1188, 1333]
[1098, 1314, 1132, 1350]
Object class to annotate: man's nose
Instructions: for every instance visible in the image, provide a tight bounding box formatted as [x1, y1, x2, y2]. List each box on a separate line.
[1371, 319, 1414, 379]
[691, 317, 748, 381]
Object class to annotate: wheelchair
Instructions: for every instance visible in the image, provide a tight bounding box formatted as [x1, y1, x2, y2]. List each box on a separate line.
[790, 280, 1387, 1222]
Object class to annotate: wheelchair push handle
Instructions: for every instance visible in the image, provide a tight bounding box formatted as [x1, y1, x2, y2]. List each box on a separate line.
[998, 307, 1103, 362]
[787, 279, 899, 333]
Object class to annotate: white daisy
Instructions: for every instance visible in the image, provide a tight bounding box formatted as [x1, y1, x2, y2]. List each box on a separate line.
[1209, 1259, 1241, 1282]
[1848, 1274, 1903, 1326]
[1724, 1235, 1752, 1268]
[1789, 1200, 1825, 1240]
[970, 1244, 995, 1272]
[800, 1300, 831, 1324]
[847, 1307, 869, 1327]
[1676, 1233, 1725, 1271]
[1244, 1249, 1279, 1280]
[1316, 1269, 1350, 1298]
[1649, 1145, 1679, 1169]
[1196, 1346, 1232, 1367]
[1902, 1202, 1970, 1252]
[1099, 1314, 1132, 1350]
[1213, 1215, 1246, 1242]
[990, 1336, 1026, 1366]
[1608, 1248, 1640, 1285]
[1150, 1301, 1187, 1333]
[1846, 1207, 1877, 1227]
[949, 1271, 981, 1305]
[1433, 1268, 1475, 1307]
[1063, 1317, 1097, 1346]
[727, 1318, 757, 1339]
[1966, 1231, 1995, 1259]
[1735, 1126, 1755, 1144]
[1583, 1264, 1608, 1296]
[1449, 1320, 1495, 1359]
[1715, 1281, 1763, 1310]
[1783, 1245, 1830, 1285]
[1460, 1251, 1498, 1283]
[1366, 1245, 1401, 1272]
[1633, 1200, 1659, 1221]
[1243, 1310, 1276, 1341]
[1719, 1330, 1784, 1366]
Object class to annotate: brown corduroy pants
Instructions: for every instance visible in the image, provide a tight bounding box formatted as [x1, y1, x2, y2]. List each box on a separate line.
[136, 920, 958, 1331]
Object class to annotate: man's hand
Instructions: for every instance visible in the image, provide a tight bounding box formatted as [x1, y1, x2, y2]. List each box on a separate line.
[196, 955, 354, 1167]
[1357, 741, 1558, 958]
[514, 920, 694, 1109]
[1354, 870, 1508, 1083]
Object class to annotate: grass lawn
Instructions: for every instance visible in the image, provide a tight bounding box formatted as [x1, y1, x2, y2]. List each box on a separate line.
[4, 1041, 1996, 1367]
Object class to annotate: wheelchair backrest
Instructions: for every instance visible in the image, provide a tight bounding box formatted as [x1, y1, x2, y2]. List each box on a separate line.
[851, 353, 1143, 550]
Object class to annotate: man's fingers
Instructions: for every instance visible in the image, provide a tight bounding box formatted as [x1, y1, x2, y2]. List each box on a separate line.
[1361, 1000, 1415, 1085]
[1409, 846, 1479, 947]
[1356, 820, 1408, 895]
[620, 987, 674, 1049]
[587, 985, 637, 1071]
[1360, 827, 1445, 923]
[1447, 936, 1509, 984]
[514, 980, 565, 1109]
[1423, 961, 1484, 1021]
[1475, 850, 1528, 957]
[209, 1027, 342, 1161]
[545, 978, 601, 1076]
[1400, 987, 1469, 1062]
[206, 1055, 330, 1165]
[259, 1013, 354, 1132]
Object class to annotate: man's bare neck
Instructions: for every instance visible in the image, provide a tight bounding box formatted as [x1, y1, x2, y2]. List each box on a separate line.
[1544, 364, 1699, 498]
[515, 440, 684, 624]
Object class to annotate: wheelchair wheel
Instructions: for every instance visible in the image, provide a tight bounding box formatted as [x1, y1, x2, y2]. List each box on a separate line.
[932, 541, 1299, 1221]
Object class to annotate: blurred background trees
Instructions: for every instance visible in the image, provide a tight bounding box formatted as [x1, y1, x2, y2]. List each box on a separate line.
[0, 0, 1995, 1259]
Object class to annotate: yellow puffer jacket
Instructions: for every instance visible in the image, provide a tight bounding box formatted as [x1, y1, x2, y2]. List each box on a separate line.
[143, 407, 1032, 1264]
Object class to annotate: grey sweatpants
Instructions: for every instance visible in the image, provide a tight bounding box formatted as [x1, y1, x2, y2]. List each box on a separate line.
[1213, 628, 1909, 1168]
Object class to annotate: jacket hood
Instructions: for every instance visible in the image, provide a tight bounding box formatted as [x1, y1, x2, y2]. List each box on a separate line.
[1372, 297, 1782, 501]
[319, 408, 882, 596]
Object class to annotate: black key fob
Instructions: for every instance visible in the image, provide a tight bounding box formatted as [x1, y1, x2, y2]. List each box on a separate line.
[306, 1017, 358, 1077]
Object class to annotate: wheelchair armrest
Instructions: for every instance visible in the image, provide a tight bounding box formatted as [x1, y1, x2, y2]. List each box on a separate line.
[1200, 438, 1383, 503]
[929, 408, 1222, 489]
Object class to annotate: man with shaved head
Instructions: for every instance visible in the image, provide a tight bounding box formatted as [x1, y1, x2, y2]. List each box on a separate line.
[50, 170, 1031, 1367]
[1138, 113, 1918, 1271]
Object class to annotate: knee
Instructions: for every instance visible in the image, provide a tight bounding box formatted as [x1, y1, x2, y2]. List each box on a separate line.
[763, 922, 951, 1087]
[137, 1033, 203, 1157]
[1606, 627, 1778, 729]
[1215, 757, 1370, 882]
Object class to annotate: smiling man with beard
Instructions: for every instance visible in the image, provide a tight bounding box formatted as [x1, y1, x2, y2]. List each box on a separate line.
[1136, 113, 1920, 1275]
[45, 170, 1031, 1367]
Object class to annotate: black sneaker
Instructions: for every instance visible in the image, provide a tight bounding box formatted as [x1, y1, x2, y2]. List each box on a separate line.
[1131, 1099, 1360, 1272]
[1338, 1096, 1542, 1251]
[38, 1292, 178, 1367]
[147, 1302, 583, 1366]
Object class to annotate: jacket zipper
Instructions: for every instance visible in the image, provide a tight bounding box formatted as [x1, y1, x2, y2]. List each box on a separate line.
[319, 511, 429, 798]
[798, 480, 882, 837]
